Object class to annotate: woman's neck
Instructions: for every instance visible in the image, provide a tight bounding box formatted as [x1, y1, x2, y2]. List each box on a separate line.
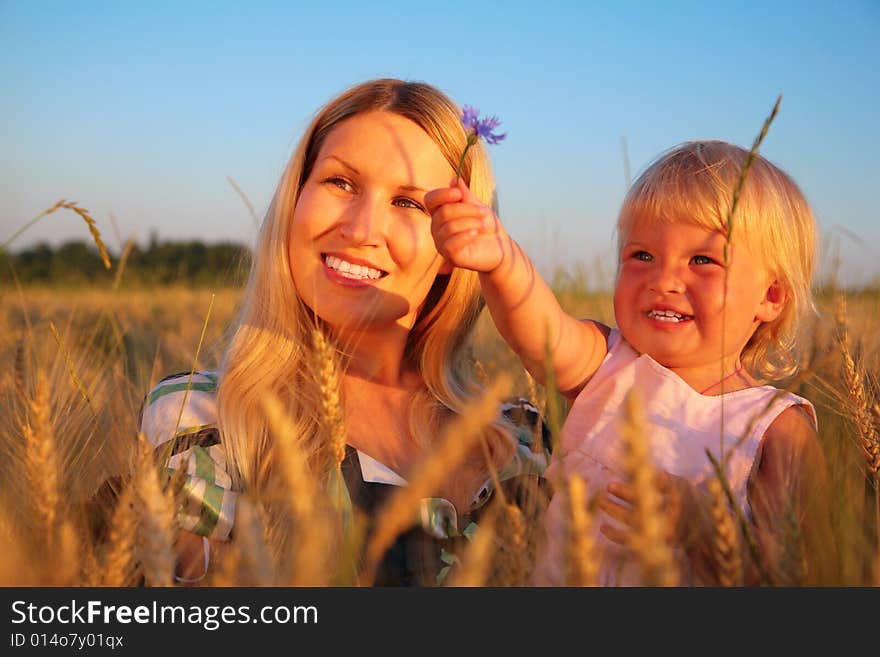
[332, 324, 415, 387]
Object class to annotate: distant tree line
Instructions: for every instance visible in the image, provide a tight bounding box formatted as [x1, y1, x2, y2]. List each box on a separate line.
[0, 239, 252, 287]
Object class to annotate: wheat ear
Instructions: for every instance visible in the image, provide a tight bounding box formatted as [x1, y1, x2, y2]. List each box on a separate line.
[707, 477, 742, 586]
[101, 483, 138, 586]
[261, 394, 334, 585]
[619, 389, 679, 586]
[362, 373, 512, 585]
[2, 200, 111, 269]
[835, 298, 880, 478]
[565, 474, 599, 586]
[23, 371, 60, 547]
[311, 327, 347, 468]
[447, 507, 499, 587]
[133, 434, 177, 587]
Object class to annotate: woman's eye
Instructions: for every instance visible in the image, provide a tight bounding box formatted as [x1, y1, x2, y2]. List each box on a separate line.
[691, 255, 716, 265]
[393, 197, 425, 212]
[324, 177, 354, 193]
[632, 250, 652, 262]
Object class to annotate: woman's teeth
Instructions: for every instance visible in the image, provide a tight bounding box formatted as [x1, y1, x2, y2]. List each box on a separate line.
[325, 255, 384, 280]
[648, 309, 692, 322]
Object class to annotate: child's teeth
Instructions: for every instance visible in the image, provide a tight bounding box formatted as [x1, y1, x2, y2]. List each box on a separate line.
[649, 309, 688, 322]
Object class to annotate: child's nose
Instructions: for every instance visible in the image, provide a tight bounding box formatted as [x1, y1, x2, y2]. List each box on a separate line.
[649, 264, 685, 294]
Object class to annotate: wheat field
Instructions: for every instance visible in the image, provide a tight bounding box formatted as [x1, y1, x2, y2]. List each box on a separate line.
[0, 281, 878, 586]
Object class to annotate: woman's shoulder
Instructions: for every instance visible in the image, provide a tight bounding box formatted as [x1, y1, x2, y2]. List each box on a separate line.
[139, 370, 220, 449]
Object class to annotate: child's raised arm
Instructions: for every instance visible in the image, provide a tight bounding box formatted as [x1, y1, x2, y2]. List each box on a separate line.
[426, 178, 608, 399]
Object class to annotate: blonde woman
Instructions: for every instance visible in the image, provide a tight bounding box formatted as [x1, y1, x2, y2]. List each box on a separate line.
[138, 79, 549, 586]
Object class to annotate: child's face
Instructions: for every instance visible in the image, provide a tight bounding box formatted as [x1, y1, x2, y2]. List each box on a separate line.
[288, 111, 454, 335]
[613, 220, 782, 376]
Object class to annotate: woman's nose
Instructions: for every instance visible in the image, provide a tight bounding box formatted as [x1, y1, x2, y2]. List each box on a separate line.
[338, 195, 384, 245]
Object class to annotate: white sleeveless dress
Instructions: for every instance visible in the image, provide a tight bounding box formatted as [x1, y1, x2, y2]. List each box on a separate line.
[534, 329, 816, 586]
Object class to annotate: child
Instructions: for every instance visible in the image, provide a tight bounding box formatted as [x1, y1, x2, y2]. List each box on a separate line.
[427, 140, 833, 585]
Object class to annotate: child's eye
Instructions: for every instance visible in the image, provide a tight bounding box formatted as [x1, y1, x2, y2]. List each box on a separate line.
[691, 255, 717, 266]
[632, 250, 653, 262]
[324, 176, 354, 193]
[393, 197, 426, 212]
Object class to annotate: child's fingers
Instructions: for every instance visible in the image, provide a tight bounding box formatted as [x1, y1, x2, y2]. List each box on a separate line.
[439, 231, 487, 259]
[438, 232, 504, 272]
[431, 204, 492, 239]
[424, 186, 463, 214]
[453, 176, 482, 206]
[433, 216, 487, 247]
[598, 494, 635, 528]
[599, 522, 629, 546]
[606, 480, 636, 504]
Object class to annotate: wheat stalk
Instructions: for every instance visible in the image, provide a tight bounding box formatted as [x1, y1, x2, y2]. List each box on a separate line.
[834, 297, 880, 478]
[52, 520, 81, 586]
[133, 434, 177, 587]
[226, 176, 260, 229]
[362, 373, 512, 585]
[2, 199, 111, 269]
[565, 474, 599, 586]
[705, 449, 773, 585]
[101, 483, 137, 586]
[48, 321, 96, 417]
[707, 477, 742, 586]
[619, 388, 679, 586]
[112, 234, 137, 291]
[447, 507, 499, 587]
[311, 327, 347, 468]
[231, 497, 277, 586]
[775, 501, 807, 586]
[261, 393, 335, 585]
[22, 371, 60, 547]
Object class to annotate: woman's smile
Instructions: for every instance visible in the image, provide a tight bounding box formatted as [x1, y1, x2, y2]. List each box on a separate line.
[322, 253, 388, 286]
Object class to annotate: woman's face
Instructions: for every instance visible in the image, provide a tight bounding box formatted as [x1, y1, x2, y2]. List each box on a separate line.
[288, 111, 455, 335]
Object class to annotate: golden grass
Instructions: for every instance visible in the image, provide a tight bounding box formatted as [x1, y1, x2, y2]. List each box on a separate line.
[0, 284, 878, 586]
[619, 389, 679, 586]
[707, 477, 743, 586]
[2, 200, 111, 270]
[564, 474, 599, 586]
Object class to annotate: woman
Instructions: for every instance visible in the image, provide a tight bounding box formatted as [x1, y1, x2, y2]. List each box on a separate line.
[139, 79, 549, 586]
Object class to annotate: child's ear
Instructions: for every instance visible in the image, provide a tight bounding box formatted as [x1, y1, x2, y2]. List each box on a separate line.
[756, 280, 787, 322]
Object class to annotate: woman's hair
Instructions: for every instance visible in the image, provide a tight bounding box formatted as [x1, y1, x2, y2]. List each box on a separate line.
[616, 140, 817, 382]
[218, 78, 512, 490]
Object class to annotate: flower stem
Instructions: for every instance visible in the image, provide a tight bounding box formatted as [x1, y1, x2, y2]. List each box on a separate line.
[454, 133, 479, 183]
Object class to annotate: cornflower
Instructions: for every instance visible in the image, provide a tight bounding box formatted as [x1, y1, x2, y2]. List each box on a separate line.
[455, 105, 506, 181]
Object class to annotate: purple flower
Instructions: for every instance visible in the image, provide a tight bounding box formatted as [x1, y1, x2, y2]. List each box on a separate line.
[455, 105, 506, 180]
[461, 105, 506, 145]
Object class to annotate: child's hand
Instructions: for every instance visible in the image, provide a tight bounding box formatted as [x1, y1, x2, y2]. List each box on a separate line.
[425, 177, 507, 274]
[598, 471, 704, 548]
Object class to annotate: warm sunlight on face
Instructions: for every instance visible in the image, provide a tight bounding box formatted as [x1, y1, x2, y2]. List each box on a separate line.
[288, 111, 454, 336]
[613, 220, 784, 379]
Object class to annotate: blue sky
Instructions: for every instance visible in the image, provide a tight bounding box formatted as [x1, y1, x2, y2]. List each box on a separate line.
[2, 0, 878, 286]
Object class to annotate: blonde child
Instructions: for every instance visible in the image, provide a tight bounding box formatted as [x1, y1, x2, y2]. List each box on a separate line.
[427, 140, 833, 585]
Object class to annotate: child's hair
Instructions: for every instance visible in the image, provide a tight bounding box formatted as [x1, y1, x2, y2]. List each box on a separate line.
[217, 78, 513, 489]
[616, 140, 817, 383]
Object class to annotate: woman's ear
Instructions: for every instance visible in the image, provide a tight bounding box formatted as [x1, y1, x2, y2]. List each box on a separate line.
[756, 280, 787, 323]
